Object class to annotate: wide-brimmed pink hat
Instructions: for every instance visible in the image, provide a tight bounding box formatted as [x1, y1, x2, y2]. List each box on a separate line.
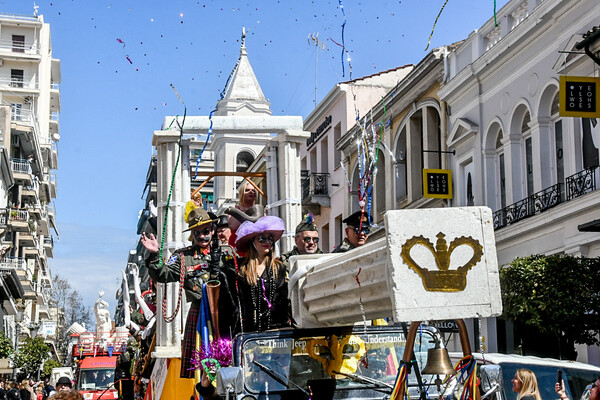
[235, 216, 285, 251]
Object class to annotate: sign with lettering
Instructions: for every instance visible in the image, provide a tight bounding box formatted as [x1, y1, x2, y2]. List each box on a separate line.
[559, 76, 600, 118]
[423, 169, 453, 199]
[306, 115, 332, 148]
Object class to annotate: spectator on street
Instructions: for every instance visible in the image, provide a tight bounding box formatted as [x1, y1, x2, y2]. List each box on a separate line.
[51, 391, 82, 400]
[19, 380, 31, 400]
[556, 375, 600, 400]
[512, 369, 542, 400]
[54, 377, 71, 392]
[0, 380, 6, 400]
[332, 210, 372, 253]
[6, 382, 19, 400]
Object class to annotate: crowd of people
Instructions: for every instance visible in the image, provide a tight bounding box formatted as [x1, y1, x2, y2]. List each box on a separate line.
[0, 377, 81, 400]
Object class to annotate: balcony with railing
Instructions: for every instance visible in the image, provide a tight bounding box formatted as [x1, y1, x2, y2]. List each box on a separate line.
[301, 172, 330, 214]
[493, 166, 598, 230]
[0, 75, 38, 91]
[0, 36, 41, 56]
[44, 236, 54, 258]
[0, 208, 30, 232]
[10, 158, 32, 175]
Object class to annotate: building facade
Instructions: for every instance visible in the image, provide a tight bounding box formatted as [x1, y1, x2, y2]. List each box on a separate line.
[0, 12, 60, 359]
[439, 0, 600, 363]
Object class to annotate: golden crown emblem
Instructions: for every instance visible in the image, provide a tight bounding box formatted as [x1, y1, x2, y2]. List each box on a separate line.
[400, 232, 483, 292]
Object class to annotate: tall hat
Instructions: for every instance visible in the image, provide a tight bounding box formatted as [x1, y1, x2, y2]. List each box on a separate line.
[342, 210, 372, 227]
[234, 216, 285, 251]
[295, 213, 318, 234]
[216, 214, 229, 228]
[225, 204, 264, 224]
[183, 208, 216, 232]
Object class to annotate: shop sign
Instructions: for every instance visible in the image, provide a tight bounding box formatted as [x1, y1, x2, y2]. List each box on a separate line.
[559, 76, 600, 118]
[423, 169, 453, 199]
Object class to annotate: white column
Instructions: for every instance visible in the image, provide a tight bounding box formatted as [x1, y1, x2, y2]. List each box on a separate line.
[151, 130, 190, 358]
[269, 130, 310, 253]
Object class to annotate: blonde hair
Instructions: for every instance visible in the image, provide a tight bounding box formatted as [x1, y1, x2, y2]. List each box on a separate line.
[516, 369, 542, 400]
[240, 239, 280, 286]
[237, 181, 256, 207]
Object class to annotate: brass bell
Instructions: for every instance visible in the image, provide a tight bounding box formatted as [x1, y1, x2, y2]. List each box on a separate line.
[421, 345, 456, 376]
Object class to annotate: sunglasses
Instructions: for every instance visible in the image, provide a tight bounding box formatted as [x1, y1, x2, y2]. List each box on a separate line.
[257, 235, 275, 244]
[192, 228, 212, 237]
[592, 383, 598, 389]
[352, 226, 370, 234]
[302, 236, 319, 244]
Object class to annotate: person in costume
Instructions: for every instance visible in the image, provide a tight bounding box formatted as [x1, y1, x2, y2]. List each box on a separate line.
[141, 208, 235, 378]
[279, 214, 323, 267]
[226, 181, 258, 234]
[225, 215, 290, 334]
[333, 210, 372, 253]
[215, 214, 231, 245]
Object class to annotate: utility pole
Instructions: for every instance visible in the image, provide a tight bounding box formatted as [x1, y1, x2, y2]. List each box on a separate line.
[308, 33, 326, 109]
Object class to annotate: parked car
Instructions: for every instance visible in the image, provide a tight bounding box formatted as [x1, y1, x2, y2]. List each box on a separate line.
[448, 353, 600, 400]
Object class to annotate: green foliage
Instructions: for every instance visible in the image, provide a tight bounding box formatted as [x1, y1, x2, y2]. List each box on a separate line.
[0, 332, 13, 358]
[42, 358, 62, 378]
[13, 337, 50, 377]
[500, 254, 600, 346]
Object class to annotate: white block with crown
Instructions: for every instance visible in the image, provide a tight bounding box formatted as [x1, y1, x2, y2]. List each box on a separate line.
[385, 206, 502, 321]
[290, 206, 502, 327]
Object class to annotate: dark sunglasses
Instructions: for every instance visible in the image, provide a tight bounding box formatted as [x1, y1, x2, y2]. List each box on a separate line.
[302, 236, 319, 244]
[192, 228, 212, 237]
[257, 235, 274, 244]
[592, 382, 598, 389]
[353, 226, 370, 234]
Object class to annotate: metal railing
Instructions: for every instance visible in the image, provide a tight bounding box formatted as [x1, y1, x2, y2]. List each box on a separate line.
[0, 77, 38, 90]
[566, 166, 597, 201]
[493, 183, 564, 229]
[44, 236, 53, 247]
[10, 158, 32, 174]
[0, 38, 40, 55]
[0, 256, 26, 272]
[0, 208, 29, 223]
[11, 108, 34, 124]
[493, 166, 600, 230]
[301, 173, 330, 200]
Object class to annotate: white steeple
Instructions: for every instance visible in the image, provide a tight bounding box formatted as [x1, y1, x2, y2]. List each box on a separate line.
[215, 28, 272, 116]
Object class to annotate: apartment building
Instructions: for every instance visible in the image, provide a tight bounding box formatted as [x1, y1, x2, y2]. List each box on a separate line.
[0, 13, 60, 353]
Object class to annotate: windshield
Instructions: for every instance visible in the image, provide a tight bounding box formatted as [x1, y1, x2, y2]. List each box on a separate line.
[500, 363, 600, 400]
[77, 368, 115, 391]
[242, 327, 438, 396]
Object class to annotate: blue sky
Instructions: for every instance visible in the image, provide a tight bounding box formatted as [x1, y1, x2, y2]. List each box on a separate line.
[4, 0, 509, 314]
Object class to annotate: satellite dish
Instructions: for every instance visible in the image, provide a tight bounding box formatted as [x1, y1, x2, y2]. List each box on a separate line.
[52, 133, 60, 141]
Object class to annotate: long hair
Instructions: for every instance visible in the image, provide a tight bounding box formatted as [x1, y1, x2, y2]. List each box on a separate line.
[240, 238, 280, 286]
[237, 181, 256, 208]
[516, 369, 542, 400]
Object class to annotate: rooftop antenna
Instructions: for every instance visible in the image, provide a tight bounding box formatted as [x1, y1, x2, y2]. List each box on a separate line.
[308, 33, 326, 109]
[33, 1, 39, 16]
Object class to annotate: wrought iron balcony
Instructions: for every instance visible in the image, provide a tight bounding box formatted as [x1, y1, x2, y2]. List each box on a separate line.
[493, 183, 563, 230]
[493, 166, 600, 230]
[566, 166, 597, 200]
[301, 173, 330, 213]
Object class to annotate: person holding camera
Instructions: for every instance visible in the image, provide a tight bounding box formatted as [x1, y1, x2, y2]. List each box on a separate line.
[142, 208, 235, 378]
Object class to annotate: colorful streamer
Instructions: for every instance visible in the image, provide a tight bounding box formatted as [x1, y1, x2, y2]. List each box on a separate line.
[390, 361, 410, 400]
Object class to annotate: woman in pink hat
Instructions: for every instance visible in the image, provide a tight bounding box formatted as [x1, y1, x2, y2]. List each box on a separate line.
[226, 215, 290, 333]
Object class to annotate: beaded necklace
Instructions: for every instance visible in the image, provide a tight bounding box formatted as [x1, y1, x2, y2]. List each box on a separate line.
[249, 266, 276, 331]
